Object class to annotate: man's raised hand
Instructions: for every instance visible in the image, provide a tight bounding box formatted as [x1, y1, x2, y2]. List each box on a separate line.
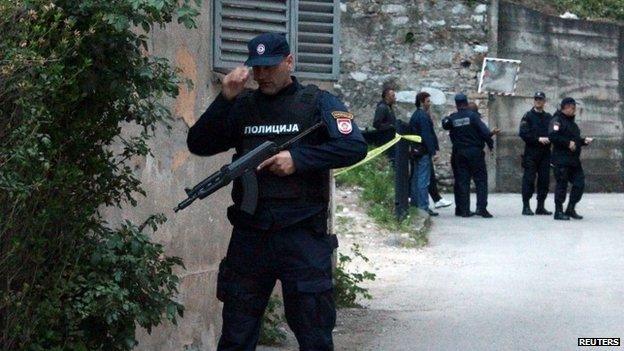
[222, 66, 250, 101]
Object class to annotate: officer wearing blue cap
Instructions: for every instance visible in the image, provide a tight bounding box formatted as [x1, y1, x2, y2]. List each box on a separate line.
[442, 93, 494, 218]
[519, 91, 554, 216]
[549, 97, 593, 220]
[187, 32, 367, 350]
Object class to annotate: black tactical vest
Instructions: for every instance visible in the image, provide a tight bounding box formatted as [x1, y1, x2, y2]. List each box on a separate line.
[231, 84, 329, 207]
[449, 110, 486, 151]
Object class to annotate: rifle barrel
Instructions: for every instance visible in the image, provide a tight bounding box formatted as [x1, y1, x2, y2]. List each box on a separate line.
[278, 122, 324, 151]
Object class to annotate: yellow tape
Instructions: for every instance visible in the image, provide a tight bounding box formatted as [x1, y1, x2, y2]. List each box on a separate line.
[334, 134, 422, 176]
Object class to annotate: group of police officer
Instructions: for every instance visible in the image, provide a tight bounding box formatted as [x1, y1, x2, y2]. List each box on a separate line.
[440, 91, 591, 221]
[519, 93, 592, 220]
[185, 32, 593, 350]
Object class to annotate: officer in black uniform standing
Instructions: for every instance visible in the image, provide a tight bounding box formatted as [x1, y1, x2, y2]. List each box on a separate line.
[549, 97, 593, 220]
[442, 93, 494, 218]
[186, 33, 367, 350]
[519, 91, 553, 216]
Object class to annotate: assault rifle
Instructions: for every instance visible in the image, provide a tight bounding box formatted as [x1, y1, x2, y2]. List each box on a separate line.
[174, 122, 324, 214]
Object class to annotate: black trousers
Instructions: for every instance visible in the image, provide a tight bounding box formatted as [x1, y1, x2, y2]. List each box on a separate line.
[429, 162, 442, 203]
[454, 148, 488, 214]
[451, 153, 459, 213]
[521, 149, 551, 203]
[387, 145, 396, 166]
[217, 217, 337, 351]
[553, 164, 585, 209]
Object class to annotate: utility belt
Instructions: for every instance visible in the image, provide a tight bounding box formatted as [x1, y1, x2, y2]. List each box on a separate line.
[452, 144, 484, 153]
[227, 203, 328, 232]
[525, 144, 551, 152]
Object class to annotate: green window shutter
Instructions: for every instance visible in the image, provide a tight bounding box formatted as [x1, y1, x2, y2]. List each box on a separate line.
[213, 0, 291, 72]
[295, 0, 340, 80]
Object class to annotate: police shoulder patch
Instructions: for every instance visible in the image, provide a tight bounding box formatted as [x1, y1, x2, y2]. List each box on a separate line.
[336, 118, 353, 135]
[331, 111, 353, 120]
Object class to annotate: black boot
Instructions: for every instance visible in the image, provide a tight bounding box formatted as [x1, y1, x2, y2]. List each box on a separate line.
[535, 200, 552, 215]
[475, 208, 493, 218]
[565, 203, 583, 220]
[554, 203, 569, 220]
[426, 208, 439, 217]
[522, 202, 534, 216]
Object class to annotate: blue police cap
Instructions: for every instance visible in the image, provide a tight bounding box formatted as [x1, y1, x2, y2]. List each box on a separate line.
[245, 33, 290, 67]
[560, 97, 576, 107]
[534, 91, 546, 99]
[455, 93, 468, 103]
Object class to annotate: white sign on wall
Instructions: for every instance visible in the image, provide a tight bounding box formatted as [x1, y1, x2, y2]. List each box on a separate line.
[478, 57, 521, 96]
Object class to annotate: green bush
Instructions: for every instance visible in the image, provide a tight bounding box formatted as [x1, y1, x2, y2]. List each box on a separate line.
[334, 244, 376, 308]
[0, 0, 200, 349]
[259, 296, 287, 346]
[551, 0, 624, 22]
[336, 154, 394, 209]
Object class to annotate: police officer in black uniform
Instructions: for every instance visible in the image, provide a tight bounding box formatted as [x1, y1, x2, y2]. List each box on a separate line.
[519, 91, 553, 216]
[549, 97, 593, 220]
[186, 33, 367, 350]
[442, 93, 494, 218]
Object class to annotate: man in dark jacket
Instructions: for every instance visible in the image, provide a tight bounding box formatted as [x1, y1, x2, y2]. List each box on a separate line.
[549, 97, 593, 220]
[519, 91, 554, 216]
[409, 92, 439, 216]
[373, 88, 397, 163]
[186, 33, 367, 350]
[442, 93, 495, 218]
[373, 88, 397, 131]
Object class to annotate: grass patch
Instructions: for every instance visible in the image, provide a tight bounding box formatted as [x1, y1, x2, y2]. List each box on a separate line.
[336, 155, 429, 247]
[508, 0, 624, 22]
[551, 0, 623, 22]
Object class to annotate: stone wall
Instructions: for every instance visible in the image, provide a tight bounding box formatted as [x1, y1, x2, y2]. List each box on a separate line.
[336, 0, 492, 186]
[491, 1, 624, 192]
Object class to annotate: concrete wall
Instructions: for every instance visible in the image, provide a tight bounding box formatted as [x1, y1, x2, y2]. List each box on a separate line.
[135, 2, 232, 348]
[102, 1, 232, 350]
[491, 1, 624, 192]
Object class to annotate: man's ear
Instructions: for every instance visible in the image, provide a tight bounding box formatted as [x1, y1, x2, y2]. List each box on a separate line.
[284, 54, 294, 71]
